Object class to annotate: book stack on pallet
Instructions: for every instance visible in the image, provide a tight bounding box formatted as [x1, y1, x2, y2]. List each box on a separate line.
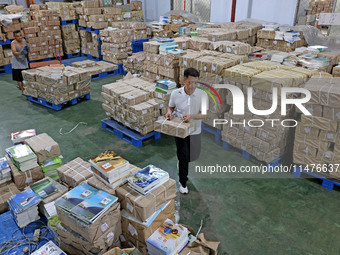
[46, 2, 78, 21]
[80, 29, 101, 59]
[55, 182, 122, 254]
[71, 60, 118, 77]
[0, 44, 12, 66]
[22, 65, 91, 105]
[6, 144, 39, 172]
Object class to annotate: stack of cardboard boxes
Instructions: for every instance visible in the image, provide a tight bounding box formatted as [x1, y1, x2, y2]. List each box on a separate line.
[0, 45, 12, 66]
[22, 66, 91, 105]
[61, 25, 81, 56]
[99, 22, 148, 64]
[102, 76, 167, 135]
[80, 30, 101, 58]
[333, 65, 340, 77]
[46, 2, 78, 21]
[293, 77, 340, 179]
[123, 52, 145, 74]
[25, 5, 63, 61]
[71, 59, 118, 75]
[117, 2, 144, 22]
[302, 0, 335, 26]
[222, 61, 315, 163]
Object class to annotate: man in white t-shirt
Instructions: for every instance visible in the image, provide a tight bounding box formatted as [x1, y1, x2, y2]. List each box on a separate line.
[165, 68, 207, 194]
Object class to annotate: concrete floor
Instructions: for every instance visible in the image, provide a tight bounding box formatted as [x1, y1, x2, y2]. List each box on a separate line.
[1, 73, 340, 255]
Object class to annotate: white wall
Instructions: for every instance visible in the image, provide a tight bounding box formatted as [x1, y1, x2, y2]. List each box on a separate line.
[142, 0, 171, 21]
[210, 0, 298, 25]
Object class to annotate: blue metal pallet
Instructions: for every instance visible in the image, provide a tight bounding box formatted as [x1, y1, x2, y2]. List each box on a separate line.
[0, 64, 12, 75]
[91, 69, 119, 80]
[292, 167, 340, 190]
[0, 39, 11, 45]
[101, 118, 161, 147]
[64, 52, 81, 59]
[29, 57, 63, 63]
[61, 19, 78, 25]
[27, 93, 90, 111]
[0, 211, 58, 254]
[222, 141, 281, 168]
[103, 60, 124, 74]
[202, 123, 221, 143]
[132, 38, 149, 53]
[80, 26, 101, 34]
[81, 53, 101, 61]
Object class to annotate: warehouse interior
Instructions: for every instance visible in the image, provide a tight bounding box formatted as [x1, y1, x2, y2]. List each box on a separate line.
[0, 0, 340, 255]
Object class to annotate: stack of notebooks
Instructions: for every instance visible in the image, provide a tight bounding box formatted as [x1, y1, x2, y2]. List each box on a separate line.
[55, 182, 118, 224]
[155, 79, 177, 95]
[146, 219, 189, 255]
[8, 188, 41, 228]
[6, 144, 38, 172]
[128, 165, 169, 195]
[11, 129, 36, 145]
[31, 241, 66, 255]
[0, 157, 11, 185]
[31, 178, 58, 199]
[89, 151, 130, 189]
[40, 156, 63, 181]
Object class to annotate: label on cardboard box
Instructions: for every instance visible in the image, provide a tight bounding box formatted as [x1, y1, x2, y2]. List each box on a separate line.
[101, 222, 109, 233]
[107, 231, 114, 242]
[128, 223, 137, 237]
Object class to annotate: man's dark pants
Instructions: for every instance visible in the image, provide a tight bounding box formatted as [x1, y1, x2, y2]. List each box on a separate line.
[175, 134, 201, 187]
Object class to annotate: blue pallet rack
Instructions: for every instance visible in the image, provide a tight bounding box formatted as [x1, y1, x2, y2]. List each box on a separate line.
[81, 53, 101, 61]
[101, 118, 161, 147]
[292, 166, 340, 190]
[222, 141, 281, 168]
[80, 26, 101, 34]
[61, 19, 78, 26]
[27, 93, 90, 110]
[29, 56, 64, 63]
[0, 39, 11, 45]
[91, 69, 119, 80]
[201, 122, 221, 143]
[132, 38, 149, 53]
[0, 64, 12, 75]
[103, 60, 124, 74]
[64, 52, 81, 59]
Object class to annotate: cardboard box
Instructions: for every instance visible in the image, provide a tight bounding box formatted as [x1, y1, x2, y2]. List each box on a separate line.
[57, 157, 93, 187]
[154, 117, 198, 138]
[0, 182, 20, 214]
[116, 179, 176, 222]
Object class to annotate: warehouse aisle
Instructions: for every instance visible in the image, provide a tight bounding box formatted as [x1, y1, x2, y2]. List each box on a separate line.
[1, 74, 340, 255]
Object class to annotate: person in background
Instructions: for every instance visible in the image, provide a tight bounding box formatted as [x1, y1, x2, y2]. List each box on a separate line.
[165, 68, 207, 194]
[11, 30, 29, 92]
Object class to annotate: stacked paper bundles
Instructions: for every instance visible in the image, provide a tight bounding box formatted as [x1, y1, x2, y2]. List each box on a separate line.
[40, 156, 64, 181]
[146, 219, 188, 255]
[55, 182, 122, 254]
[293, 77, 340, 179]
[77, 1, 108, 29]
[99, 23, 148, 64]
[8, 188, 41, 228]
[89, 151, 130, 187]
[26, 7, 63, 61]
[0, 157, 12, 185]
[25, 133, 61, 163]
[61, 24, 81, 55]
[31, 177, 68, 218]
[101, 77, 166, 135]
[79, 30, 101, 58]
[71, 60, 118, 76]
[333, 65, 340, 77]
[31, 241, 67, 255]
[0, 45, 12, 66]
[0, 182, 20, 214]
[22, 66, 91, 104]
[7, 155, 43, 190]
[6, 144, 39, 172]
[46, 2, 77, 21]
[222, 61, 313, 163]
[123, 52, 145, 75]
[154, 117, 198, 139]
[57, 157, 93, 188]
[11, 129, 36, 145]
[128, 165, 169, 195]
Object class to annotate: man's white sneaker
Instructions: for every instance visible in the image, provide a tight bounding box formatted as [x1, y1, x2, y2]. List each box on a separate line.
[179, 184, 188, 194]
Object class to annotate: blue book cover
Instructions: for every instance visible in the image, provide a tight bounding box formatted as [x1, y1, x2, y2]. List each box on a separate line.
[0, 157, 9, 170]
[71, 190, 118, 223]
[9, 188, 41, 214]
[55, 182, 98, 211]
[128, 165, 169, 190]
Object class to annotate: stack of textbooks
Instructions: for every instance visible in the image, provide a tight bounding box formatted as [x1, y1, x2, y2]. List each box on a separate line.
[0, 157, 11, 185]
[128, 165, 169, 195]
[89, 151, 130, 188]
[31, 241, 66, 255]
[11, 129, 36, 145]
[31, 178, 58, 199]
[146, 219, 189, 255]
[155, 79, 177, 96]
[55, 182, 118, 224]
[40, 156, 63, 181]
[6, 144, 38, 171]
[8, 188, 41, 228]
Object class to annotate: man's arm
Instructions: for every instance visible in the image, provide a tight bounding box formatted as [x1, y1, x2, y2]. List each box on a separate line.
[11, 43, 22, 56]
[183, 112, 207, 123]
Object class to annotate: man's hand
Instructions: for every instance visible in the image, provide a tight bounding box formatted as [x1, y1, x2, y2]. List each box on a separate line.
[183, 114, 191, 123]
[165, 111, 172, 120]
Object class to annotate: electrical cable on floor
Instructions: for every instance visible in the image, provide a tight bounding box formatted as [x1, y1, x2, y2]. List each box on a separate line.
[0, 220, 58, 255]
[196, 219, 204, 238]
[59, 122, 87, 135]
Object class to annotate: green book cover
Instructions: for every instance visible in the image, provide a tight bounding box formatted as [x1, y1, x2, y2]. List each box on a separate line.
[31, 179, 58, 199]
[40, 156, 63, 173]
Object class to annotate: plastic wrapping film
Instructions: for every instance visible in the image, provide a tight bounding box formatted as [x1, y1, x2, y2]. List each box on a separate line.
[162, 10, 202, 23]
[0, 14, 24, 26]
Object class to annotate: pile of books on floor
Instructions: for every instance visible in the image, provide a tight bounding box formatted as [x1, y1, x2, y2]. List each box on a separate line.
[6, 144, 39, 172]
[11, 129, 36, 145]
[40, 156, 63, 181]
[0, 157, 11, 185]
[146, 219, 189, 255]
[55, 182, 122, 254]
[8, 187, 41, 227]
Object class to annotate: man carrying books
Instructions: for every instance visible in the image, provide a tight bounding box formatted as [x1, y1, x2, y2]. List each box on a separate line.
[165, 68, 207, 194]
